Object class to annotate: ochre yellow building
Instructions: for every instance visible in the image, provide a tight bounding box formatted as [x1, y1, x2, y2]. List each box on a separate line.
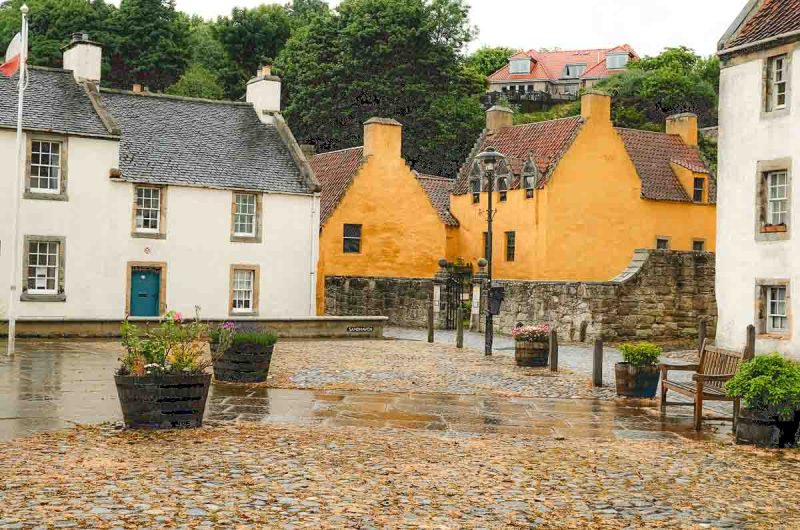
[311, 118, 459, 313]
[450, 92, 716, 281]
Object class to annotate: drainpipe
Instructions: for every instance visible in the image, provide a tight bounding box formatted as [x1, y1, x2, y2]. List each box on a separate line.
[308, 193, 320, 316]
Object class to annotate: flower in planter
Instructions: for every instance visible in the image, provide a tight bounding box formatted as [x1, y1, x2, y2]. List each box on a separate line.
[618, 342, 662, 365]
[512, 323, 551, 342]
[118, 309, 210, 376]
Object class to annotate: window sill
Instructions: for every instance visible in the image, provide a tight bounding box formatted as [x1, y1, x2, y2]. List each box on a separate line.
[757, 333, 791, 341]
[20, 293, 66, 303]
[229, 311, 259, 317]
[761, 107, 791, 120]
[230, 235, 262, 244]
[131, 231, 166, 240]
[24, 191, 68, 202]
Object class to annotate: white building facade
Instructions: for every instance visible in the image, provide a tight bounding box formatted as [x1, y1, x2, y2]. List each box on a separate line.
[0, 34, 321, 323]
[717, 0, 800, 356]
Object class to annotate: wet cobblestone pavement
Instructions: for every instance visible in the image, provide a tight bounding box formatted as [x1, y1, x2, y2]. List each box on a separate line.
[0, 337, 787, 528]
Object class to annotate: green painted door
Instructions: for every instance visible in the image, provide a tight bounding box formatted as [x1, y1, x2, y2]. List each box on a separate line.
[130, 269, 160, 317]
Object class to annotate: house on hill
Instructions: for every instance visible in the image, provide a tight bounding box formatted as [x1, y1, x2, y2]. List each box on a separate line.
[310, 118, 458, 314]
[482, 46, 638, 111]
[0, 33, 320, 325]
[450, 92, 717, 282]
[716, 0, 800, 357]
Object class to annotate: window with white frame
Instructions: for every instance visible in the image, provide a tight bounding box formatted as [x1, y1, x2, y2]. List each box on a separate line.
[606, 53, 629, 70]
[27, 240, 59, 294]
[470, 178, 480, 204]
[135, 187, 161, 232]
[768, 55, 788, 111]
[767, 286, 788, 333]
[693, 177, 705, 202]
[767, 170, 789, 226]
[497, 176, 508, 202]
[564, 64, 586, 78]
[524, 174, 535, 198]
[30, 140, 62, 193]
[343, 224, 362, 253]
[231, 269, 255, 313]
[509, 59, 530, 74]
[233, 193, 257, 236]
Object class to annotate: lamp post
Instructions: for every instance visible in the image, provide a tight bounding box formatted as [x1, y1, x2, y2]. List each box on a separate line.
[474, 147, 506, 356]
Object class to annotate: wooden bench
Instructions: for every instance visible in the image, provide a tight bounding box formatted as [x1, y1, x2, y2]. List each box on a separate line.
[660, 340, 745, 431]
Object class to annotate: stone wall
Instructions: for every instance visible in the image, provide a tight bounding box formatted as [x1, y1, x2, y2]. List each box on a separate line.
[492, 250, 717, 341]
[325, 250, 717, 341]
[325, 276, 433, 328]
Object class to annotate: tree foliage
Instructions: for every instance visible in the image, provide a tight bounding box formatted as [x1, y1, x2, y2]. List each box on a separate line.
[165, 63, 224, 100]
[465, 45, 516, 78]
[276, 0, 483, 177]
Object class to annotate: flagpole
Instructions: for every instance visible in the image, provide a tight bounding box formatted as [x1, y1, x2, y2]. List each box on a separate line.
[6, 4, 28, 356]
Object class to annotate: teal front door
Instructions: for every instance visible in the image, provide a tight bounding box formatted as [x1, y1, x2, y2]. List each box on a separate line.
[130, 268, 160, 317]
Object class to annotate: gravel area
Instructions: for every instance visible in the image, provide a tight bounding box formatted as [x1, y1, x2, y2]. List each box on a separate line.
[0, 423, 797, 529]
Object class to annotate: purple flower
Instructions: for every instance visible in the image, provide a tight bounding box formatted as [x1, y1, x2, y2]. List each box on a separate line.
[222, 321, 236, 331]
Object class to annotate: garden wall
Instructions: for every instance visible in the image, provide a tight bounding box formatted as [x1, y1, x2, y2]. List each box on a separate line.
[324, 250, 717, 342]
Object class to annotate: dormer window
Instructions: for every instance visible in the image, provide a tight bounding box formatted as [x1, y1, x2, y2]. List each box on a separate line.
[606, 53, 629, 70]
[564, 64, 586, 78]
[523, 159, 537, 199]
[509, 58, 531, 75]
[497, 176, 508, 202]
[470, 178, 480, 204]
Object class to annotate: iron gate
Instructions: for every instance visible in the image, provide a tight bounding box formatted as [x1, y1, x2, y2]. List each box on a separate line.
[442, 266, 472, 330]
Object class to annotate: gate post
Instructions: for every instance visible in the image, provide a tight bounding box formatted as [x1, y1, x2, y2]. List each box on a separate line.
[471, 258, 488, 332]
[433, 259, 450, 330]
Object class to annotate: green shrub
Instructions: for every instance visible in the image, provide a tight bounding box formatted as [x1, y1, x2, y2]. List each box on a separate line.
[726, 354, 800, 418]
[619, 342, 662, 365]
[232, 331, 278, 348]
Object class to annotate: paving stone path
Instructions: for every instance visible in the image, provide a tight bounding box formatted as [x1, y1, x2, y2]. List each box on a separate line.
[0, 423, 798, 529]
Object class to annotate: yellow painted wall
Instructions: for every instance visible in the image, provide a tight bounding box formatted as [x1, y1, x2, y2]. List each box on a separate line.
[317, 122, 450, 313]
[449, 98, 716, 281]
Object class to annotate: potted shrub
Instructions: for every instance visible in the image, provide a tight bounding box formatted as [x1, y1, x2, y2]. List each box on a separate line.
[512, 323, 551, 367]
[210, 323, 277, 383]
[726, 354, 800, 448]
[115, 311, 211, 429]
[615, 342, 662, 398]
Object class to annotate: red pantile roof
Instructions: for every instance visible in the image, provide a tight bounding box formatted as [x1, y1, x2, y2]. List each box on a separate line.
[311, 147, 458, 227]
[310, 146, 365, 226]
[615, 128, 715, 203]
[415, 174, 459, 227]
[724, 0, 800, 50]
[488, 45, 637, 83]
[454, 116, 585, 194]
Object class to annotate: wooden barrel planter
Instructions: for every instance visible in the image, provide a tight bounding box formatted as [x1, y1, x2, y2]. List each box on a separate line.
[736, 408, 800, 448]
[515, 340, 549, 367]
[614, 363, 660, 398]
[212, 343, 274, 383]
[115, 373, 211, 429]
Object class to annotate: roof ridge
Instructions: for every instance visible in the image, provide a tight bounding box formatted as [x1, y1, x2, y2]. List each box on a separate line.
[29, 65, 71, 73]
[416, 174, 451, 181]
[100, 87, 253, 107]
[316, 145, 364, 156]
[509, 115, 583, 129]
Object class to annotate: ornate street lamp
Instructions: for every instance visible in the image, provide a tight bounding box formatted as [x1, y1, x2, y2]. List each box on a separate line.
[473, 147, 506, 356]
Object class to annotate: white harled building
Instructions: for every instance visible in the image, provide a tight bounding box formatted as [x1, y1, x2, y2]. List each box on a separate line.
[717, 0, 800, 356]
[0, 33, 321, 323]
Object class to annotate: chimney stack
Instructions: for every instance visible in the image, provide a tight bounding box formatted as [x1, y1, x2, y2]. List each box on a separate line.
[363, 118, 402, 159]
[580, 91, 612, 123]
[132, 84, 142, 93]
[246, 65, 281, 124]
[666, 113, 698, 147]
[486, 106, 513, 131]
[62, 32, 102, 83]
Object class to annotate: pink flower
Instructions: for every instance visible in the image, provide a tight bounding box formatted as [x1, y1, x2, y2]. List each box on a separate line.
[173, 312, 184, 323]
[222, 321, 236, 331]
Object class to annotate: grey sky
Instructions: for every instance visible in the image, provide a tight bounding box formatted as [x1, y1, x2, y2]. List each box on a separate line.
[110, 0, 746, 57]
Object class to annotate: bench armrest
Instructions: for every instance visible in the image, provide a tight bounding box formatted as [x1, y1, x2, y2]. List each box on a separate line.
[692, 373, 735, 382]
[659, 363, 699, 372]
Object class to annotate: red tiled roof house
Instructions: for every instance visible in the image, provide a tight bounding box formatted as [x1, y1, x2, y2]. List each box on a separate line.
[450, 92, 717, 281]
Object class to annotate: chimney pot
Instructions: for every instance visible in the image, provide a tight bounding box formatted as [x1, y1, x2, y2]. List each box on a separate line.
[132, 84, 142, 93]
[261, 65, 272, 77]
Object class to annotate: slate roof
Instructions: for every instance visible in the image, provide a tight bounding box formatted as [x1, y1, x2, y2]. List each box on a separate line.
[0, 67, 115, 138]
[615, 128, 715, 203]
[310, 147, 458, 227]
[100, 90, 312, 194]
[415, 174, 459, 227]
[453, 116, 585, 194]
[488, 46, 637, 83]
[723, 0, 800, 50]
